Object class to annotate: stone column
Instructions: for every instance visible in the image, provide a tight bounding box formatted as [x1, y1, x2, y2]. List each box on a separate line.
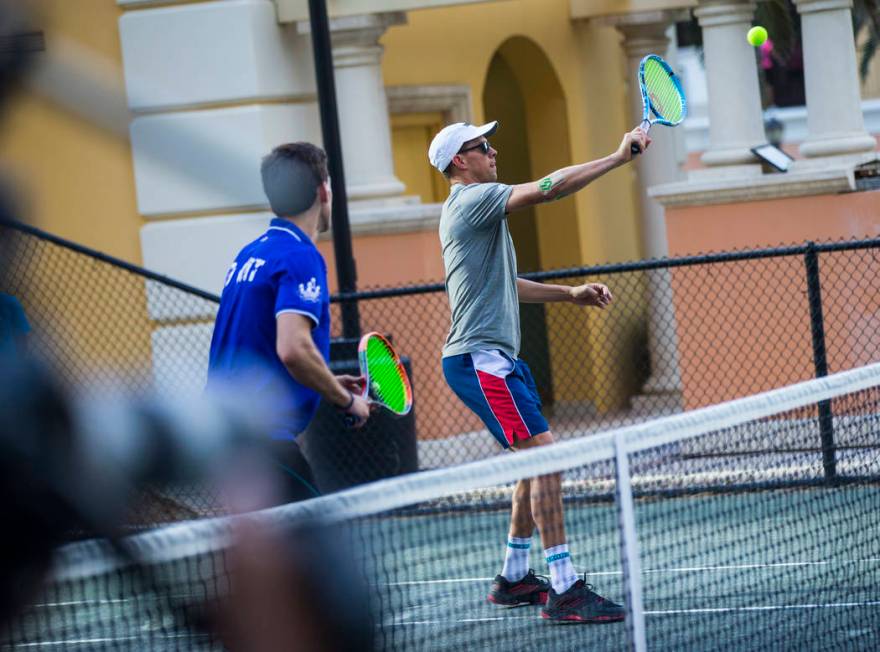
[793, 0, 876, 158]
[605, 11, 687, 408]
[693, 0, 766, 168]
[299, 12, 407, 202]
[118, 0, 325, 395]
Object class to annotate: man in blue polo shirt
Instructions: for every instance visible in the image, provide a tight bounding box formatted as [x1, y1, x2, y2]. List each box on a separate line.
[207, 142, 370, 502]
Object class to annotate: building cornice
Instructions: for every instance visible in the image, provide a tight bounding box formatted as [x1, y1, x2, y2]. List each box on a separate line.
[276, 0, 509, 23]
[320, 202, 443, 237]
[570, 0, 695, 20]
[650, 153, 880, 207]
[386, 84, 473, 123]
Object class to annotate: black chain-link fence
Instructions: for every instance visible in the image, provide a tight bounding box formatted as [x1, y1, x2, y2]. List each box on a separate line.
[4, 219, 879, 526]
[1, 220, 222, 526]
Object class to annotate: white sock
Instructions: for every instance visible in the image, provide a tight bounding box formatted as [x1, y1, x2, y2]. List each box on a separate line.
[545, 543, 578, 594]
[501, 536, 531, 582]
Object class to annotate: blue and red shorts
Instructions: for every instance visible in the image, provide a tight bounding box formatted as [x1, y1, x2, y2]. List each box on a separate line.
[442, 350, 549, 449]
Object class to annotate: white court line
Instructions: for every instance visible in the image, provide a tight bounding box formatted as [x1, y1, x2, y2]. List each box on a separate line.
[32, 591, 197, 609]
[32, 598, 134, 608]
[646, 601, 880, 615]
[384, 557, 880, 586]
[15, 597, 880, 646]
[26, 557, 880, 610]
[4, 633, 202, 648]
[385, 601, 880, 627]
[14, 601, 880, 648]
[642, 558, 880, 575]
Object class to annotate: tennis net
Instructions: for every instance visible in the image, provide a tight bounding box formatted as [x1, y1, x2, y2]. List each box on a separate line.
[2, 363, 879, 651]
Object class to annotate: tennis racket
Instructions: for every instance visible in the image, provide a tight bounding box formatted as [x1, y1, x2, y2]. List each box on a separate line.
[631, 54, 687, 155]
[343, 332, 413, 427]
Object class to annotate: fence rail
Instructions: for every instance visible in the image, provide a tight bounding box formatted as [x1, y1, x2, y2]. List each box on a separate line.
[3, 218, 879, 527]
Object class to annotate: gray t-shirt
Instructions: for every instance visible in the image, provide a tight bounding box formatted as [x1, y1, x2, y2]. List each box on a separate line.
[439, 182, 520, 358]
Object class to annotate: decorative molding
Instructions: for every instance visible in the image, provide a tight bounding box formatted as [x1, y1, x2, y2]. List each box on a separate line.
[593, 8, 692, 29]
[321, 212, 442, 238]
[297, 12, 407, 67]
[131, 104, 321, 217]
[118, 0, 182, 6]
[141, 212, 274, 298]
[345, 201, 443, 235]
[792, 0, 854, 13]
[650, 153, 879, 207]
[118, 0, 219, 9]
[570, 0, 696, 20]
[386, 84, 473, 124]
[692, 1, 757, 28]
[276, 0, 509, 23]
[120, 0, 316, 113]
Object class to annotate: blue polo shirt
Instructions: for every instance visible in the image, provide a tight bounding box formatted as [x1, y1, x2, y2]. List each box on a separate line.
[207, 218, 331, 440]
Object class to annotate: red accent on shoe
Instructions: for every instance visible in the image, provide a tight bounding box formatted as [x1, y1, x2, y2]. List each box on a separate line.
[541, 611, 625, 623]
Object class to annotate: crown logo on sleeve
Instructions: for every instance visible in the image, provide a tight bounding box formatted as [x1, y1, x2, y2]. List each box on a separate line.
[298, 277, 322, 303]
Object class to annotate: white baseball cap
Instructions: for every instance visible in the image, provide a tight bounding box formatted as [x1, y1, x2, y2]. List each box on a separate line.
[428, 121, 498, 173]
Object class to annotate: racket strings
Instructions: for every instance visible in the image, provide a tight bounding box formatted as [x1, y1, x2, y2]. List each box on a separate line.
[643, 59, 684, 123]
[365, 339, 410, 414]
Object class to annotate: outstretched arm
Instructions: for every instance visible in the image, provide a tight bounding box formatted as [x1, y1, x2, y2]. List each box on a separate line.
[517, 278, 613, 308]
[506, 128, 650, 214]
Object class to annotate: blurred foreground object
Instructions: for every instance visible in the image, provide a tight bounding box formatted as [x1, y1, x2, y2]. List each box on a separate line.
[0, 352, 375, 650]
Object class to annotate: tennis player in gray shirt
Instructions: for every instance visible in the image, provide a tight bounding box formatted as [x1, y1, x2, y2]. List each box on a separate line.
[429, 120, 649, 623]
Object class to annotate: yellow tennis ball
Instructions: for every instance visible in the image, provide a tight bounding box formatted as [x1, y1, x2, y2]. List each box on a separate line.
[747, 26, 768, 47]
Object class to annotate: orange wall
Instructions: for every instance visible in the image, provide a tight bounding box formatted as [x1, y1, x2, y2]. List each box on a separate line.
[317, 228, 445, 291]
[317, 228, 485, 441]
[665, 190, 880, 409]
[666, 191, 880, 253]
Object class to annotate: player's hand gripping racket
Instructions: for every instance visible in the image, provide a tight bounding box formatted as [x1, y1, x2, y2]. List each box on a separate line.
[631, 54, 687, 155]
[343, 332, 413, 427]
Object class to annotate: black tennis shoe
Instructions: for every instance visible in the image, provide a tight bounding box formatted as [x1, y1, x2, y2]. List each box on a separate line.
[487, 569, 550, 607]
[541, 576, 625, 623]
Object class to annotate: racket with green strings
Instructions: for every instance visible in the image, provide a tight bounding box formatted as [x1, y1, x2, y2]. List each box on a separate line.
[343, 332, 413, 427]
[631, 54, 687, 155]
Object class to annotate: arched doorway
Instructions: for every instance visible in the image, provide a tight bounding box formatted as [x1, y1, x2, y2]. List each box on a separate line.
[482, 37, 579, 409]
[483, 37, 580, 270]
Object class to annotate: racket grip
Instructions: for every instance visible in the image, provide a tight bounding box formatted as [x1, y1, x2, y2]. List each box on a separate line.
[630, 142, 641, 156]
[343, 414, 355, 428]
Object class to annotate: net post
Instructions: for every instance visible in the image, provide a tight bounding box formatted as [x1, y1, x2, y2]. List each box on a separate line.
[613, 434, 647, 652]
[804, 242, 836, 480]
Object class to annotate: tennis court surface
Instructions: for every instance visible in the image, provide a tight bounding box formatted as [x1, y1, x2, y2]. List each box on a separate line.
[2, 364, 879, 650]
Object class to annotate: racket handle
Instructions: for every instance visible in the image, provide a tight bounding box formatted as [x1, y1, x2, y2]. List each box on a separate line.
[343, 414, 355, 428]
[630, 142, 641, 156]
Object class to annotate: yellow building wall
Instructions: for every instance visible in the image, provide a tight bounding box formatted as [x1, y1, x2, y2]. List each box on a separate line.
[2, 1, 151, 376]
[382, 0, 646, 412]
[382, 0, 643, 267]
[858, 29, 880, 100]
[5, 0, 649, 414]
[391, 112, 449, 203]
[3, 0, 142, 263]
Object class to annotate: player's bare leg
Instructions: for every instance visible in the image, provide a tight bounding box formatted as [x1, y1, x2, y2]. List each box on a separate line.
[508, 478, 536, 538]
[512, 431, 625, 623]
[487, 450, 549, 606]
[512, 432, 565, 547]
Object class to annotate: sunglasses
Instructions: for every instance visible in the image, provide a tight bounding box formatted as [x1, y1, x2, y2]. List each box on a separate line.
[458, 140, 491, 155]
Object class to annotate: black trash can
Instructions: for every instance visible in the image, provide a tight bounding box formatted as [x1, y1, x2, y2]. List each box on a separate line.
[301, 338, 418, 493]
